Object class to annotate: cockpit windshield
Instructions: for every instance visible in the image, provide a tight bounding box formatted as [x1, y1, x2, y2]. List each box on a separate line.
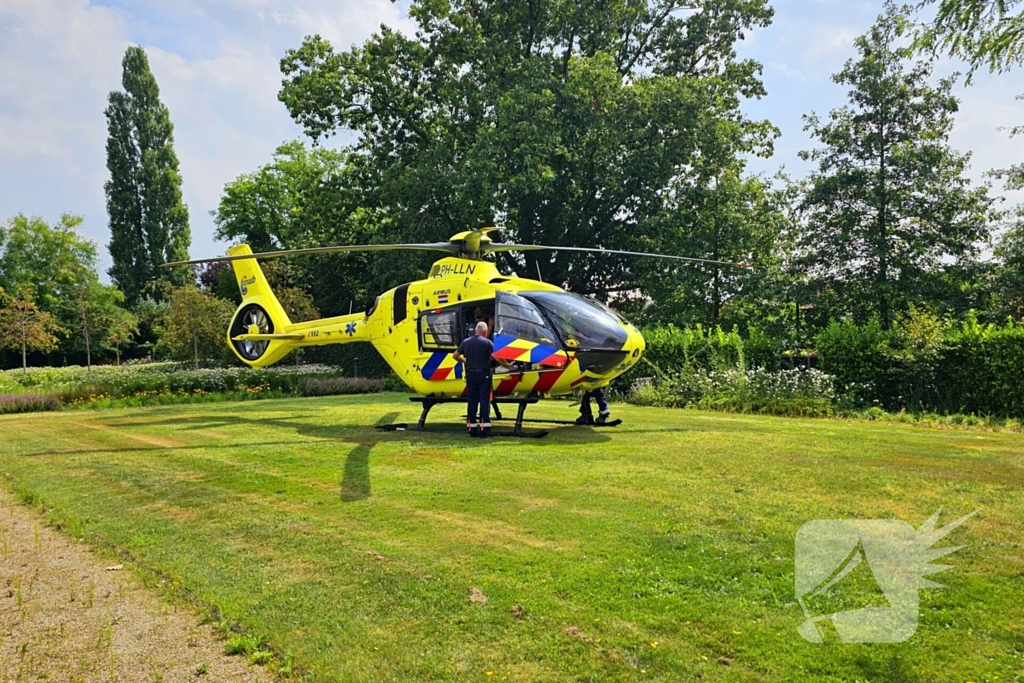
[521, 291, 629, 351]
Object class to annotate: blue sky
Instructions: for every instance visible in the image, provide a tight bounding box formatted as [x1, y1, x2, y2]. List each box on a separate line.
[2, 0, 1023, 273]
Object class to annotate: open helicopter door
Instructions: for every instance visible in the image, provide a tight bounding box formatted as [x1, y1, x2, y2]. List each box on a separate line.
[492, 292, 569, 370]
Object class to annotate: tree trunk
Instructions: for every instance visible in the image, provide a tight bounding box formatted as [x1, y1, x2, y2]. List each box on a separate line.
[193, 330, 199, 370]
[712, 266, 721, 324]
[84, 317, 91, 371]
[877, 116, 890, 329]
[711, 206, 722, 324]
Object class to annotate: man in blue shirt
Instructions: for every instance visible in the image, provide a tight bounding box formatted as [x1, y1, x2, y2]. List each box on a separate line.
[454, 321, 509, 437]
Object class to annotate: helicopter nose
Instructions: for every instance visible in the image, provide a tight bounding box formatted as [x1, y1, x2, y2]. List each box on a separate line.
[575, 322, 645, 378]
[620, 324, 645, 371]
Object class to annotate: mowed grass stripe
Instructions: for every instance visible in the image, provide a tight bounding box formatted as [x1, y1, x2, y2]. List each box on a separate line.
[2, 394, 1023, 682]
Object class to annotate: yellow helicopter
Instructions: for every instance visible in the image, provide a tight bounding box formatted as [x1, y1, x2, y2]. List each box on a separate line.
[167, 227, 747, 434]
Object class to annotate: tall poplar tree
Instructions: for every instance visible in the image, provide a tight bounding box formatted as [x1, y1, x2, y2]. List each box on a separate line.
[105, 46, 191, 306]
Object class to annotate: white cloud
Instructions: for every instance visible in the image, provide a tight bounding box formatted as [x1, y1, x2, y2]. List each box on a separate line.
[768, 61, 807, 82]
[0, 0, 407, 265]
[266, 0, 415, 49]
[949, 76, 1024, 210]
[0, 0, 127, 163]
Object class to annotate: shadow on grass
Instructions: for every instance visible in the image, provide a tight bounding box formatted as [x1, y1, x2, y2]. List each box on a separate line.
[340, 412, 401, 502]
[101, 408, 614, 445]
[16, 441, 302, 458]
[341, 443, 372, 502]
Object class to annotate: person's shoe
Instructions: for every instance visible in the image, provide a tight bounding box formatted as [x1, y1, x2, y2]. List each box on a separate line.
[575, 415, 593, 425]
[481, 426, 492, 438]
[469, 426, 480, 437]
[596, 412, 610, 425]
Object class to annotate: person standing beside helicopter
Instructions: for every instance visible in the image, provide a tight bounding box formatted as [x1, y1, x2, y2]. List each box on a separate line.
[454, 322, 509, 437]
[577, 387, 611, 425]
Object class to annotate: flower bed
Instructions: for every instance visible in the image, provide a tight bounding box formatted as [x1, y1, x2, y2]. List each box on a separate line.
[628, 367, 839, 417]
[0, 362, 386, 411]
[0, 393, 61, 414]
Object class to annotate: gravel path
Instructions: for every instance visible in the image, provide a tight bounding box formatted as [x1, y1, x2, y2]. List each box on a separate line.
[0, 489, 266, 682]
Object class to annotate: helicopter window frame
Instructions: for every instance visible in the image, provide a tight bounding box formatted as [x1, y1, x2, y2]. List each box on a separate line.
[494, 292, 561, 348]
[418, 308, 462, 351]
[519, 290, 629, 352]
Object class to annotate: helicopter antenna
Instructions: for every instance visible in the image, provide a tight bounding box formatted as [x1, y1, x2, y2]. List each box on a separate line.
[535, 260, 543, 282]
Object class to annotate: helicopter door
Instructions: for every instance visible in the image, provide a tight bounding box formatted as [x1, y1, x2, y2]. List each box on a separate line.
[493, 292, 568, 369]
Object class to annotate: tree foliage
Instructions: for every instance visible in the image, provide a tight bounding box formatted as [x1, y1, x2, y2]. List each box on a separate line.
[155, 287, 235, 368]
[105, 306, 139, 366]
[991, 209, 1024, 320]
[795, 3, 993, 328]
[63, 276, 130, 371]
[916, 0, 1024, 75]
[0, 213, 137, 367]
[276, 0, 777, 297]
[105, 46, 191, 307]
[637, 168, 788, 326]
[0, 214, 98, 316]
[0, 288, 65, 372]
[213, 141, 382, 315]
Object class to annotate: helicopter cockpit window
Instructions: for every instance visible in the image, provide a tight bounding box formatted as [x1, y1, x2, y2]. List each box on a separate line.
[495, 292, 559, 347]
[521, 291, 629, 351]
[419, 309, 460, 350]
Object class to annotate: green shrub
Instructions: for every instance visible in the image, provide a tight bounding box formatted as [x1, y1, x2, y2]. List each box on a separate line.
[627, 367, 839, 417]
[641, 324, 746, 374]
[816, 311, 1024, 417]
[937, 315, 1024, 417]
[815, 317, 892, 407]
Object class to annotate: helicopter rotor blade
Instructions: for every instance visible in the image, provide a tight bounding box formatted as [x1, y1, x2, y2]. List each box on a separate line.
[485, 243, 755, 269]
[162, 242, 458, 268]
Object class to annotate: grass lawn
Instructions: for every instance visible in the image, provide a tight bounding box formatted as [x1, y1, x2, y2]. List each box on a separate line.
[1, 395, 1021, 682]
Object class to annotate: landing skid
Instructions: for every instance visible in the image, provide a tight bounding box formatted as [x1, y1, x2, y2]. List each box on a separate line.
[509, 417, 623, 427]
[375, 396, 549, 438]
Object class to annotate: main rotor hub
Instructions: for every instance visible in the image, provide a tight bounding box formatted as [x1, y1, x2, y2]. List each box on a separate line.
[449, 226, 500, 260]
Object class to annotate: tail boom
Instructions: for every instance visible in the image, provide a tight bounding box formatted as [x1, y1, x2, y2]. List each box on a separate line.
[226, 244, 370, 367]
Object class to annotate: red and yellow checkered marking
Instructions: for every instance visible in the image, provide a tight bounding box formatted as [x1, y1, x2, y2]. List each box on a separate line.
[492, 333, 568, 368]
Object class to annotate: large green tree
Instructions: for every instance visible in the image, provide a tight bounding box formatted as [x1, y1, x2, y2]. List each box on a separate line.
[277, 0, 776, 296]
[795, 3, 993, 328]
[0, 213, 133, 366]
[105, 46, 191, 306]
[212, 141, 385, 315]
[0, 214, 97, 316]
[637, 165, 788, 327]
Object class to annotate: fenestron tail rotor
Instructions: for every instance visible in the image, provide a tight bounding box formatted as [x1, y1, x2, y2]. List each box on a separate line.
[231, 304, 274, 361]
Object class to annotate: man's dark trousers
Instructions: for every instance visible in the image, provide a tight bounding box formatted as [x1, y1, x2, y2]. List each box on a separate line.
[580, 388, 610, 421]
[466, 368, 492, 435]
